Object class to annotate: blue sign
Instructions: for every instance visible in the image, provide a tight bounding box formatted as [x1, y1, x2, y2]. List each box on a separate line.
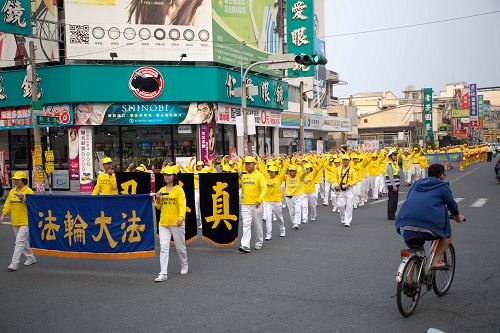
[103, 103, 190, 125]
[469, 83, 477, 118]
[424, 152, 463, 165]
[27, 194, 155, 259]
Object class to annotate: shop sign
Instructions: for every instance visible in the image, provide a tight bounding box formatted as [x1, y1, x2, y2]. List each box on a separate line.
[178, 125, 192, 134]
[0, 150, 7, 186]
[461, 92, 469, 110]
[323, 116, 351, 132]
[451, 109, 469, 118]
[0, 103, 73, 130]
[469, 83, 477, 119]
[478, 95, 484, 118]
[78, 126, 94, 193]
[280, 112, 323, 130]
[287, 0, 315, 77]
[74, 102, 215, 126]
[470, 119, 480, 127]
[216, 104, 281, 127]
[0, 0, 31, 36]
[282, 129, 298, 138]
[423, 88, 433, 139]
[129, 67, 164, 101]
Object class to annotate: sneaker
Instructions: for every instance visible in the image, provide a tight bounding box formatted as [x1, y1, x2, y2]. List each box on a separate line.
[273, 217, 277, 221]
[198, 225, 202, 229]
[265, 235, 271, 241]
[344, 224, 350, 228]
[154, 274, 168, 282]
[238, 246, 250, 253]
[254, 245, 262, 250]
[24, 257, 36, 266]
[7, 264, 18, 272]
[180, 266, 188, 275]
[293, 225, 299, 230]
[282, 203, 286, 208]
[332, 206, 337, 212]
[311, 218, 316, 222]
[280, 230, 286, 237]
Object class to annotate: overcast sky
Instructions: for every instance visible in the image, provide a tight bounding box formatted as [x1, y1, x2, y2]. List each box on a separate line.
[324, 0, 500, 97]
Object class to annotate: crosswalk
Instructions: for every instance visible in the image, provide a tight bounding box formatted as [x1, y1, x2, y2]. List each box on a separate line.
[388, 196, 490, 208]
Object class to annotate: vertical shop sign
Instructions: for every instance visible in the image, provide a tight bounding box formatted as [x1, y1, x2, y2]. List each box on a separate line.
[78, 126, 94, 192]
[477, 94, 484, 119]
[287, 0, 315, 77]
[68, 127, 80, 181]
[0, 150, 7, 185]
[0, 0, 31, 36]
[469, 83, 477, 120]
[199, 121, 216, 164]
[423, 88, 433, 140]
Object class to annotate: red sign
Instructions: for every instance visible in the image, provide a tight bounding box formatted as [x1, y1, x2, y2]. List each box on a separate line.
[461, 92, 469, 110]
[470, 119, 480, 127]
[129, 67, 164, 100]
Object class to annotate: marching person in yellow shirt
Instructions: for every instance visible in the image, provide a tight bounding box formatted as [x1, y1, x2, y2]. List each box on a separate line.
[0, 172, 36, 271]
[285, 164, 306, 230]
[401, 150, 413, 186]
[322, 157, 338, 206]
[185, 157, 216, 229]
[263, 164, 288, 239]
[303, 162, 322, 223]
[330, 158, 341, 212]
[153, 166, 188, 282]
[239, 156, 267, 253]
[419, 153, 429, 179]
[336, 155, 357, 227]
[366, 153, 382, 200]
[92, 157, 118, 195]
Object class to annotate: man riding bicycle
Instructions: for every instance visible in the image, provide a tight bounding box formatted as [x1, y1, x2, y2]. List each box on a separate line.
[396, 164, 465, 269]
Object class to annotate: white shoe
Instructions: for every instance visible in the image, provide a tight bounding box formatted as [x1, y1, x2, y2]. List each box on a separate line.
[293, 224, 299, 230]
[7, 264, 18, 272]
[280, 230, 286, 237]
[24, 257, 36, 266]
[254, 245, 262, 250]
[265, 235, 271, 241]
[311, 218, 316, 222]
[332, 207, 337, 212]
[282, 203, 286, 208]
[180, 266, 188, 275]
[273, 217, 277, 221]
[154, 274, 168, 282]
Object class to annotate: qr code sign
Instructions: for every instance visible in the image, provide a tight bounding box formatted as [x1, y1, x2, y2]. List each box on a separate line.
[69, 25, 90, 44]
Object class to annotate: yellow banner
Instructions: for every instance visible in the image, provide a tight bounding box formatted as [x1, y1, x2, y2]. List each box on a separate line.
[451, 109, 469, 118]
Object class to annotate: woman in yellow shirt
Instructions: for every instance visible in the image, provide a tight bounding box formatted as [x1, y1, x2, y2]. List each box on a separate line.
[153, 166, 188, 282]
[303, 162, 322, 223]
[0, 172, 36, 271]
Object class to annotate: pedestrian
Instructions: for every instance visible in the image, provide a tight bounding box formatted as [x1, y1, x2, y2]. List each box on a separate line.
[322, 156, 337, 206]
[302, 162, 322, 222]
[330, 158, 341, 212]
[487, 144, 493, 162]
[367, 152, 382, 200]
[285, 164, 306, 230]
[263, 165, 287, 239]
[401, 150, 412, 186]
[239, 156, 267, 253]
[336, 155, 356, 227]
[0, 172, 37, 271]
[153, 166, 188, 282]
[92, 157, 118, 195]
[385, 150, 401, 220]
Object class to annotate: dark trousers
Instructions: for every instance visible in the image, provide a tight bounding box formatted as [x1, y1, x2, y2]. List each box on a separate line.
[387, 186, 399, 219]
[487, 152, 493, 162]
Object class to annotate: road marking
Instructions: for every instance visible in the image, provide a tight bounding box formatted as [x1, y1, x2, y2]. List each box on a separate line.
[471, 198, 488, 207]
[450, 165, 481, 183]
[455, 198, 464, 203]
[367, 199, 388, 205]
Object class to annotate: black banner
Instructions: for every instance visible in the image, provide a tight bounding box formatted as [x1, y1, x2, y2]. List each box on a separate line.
[199, 173, 240, 247]
[115, 172, 152, 194]
[154, 173, 197, 244]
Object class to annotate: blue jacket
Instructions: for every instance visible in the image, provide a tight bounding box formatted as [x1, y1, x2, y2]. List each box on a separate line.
[396, 177, 459, 238]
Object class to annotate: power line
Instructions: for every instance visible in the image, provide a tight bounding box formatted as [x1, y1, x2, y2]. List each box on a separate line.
[326, 10, 500, 37]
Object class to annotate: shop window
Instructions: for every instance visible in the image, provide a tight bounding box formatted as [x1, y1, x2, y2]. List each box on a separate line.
[215, 124, 236, 157]
[364, 119, 368, 123]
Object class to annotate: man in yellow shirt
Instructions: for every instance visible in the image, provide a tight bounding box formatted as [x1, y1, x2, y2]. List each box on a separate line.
[285, 164, 306, 230]
[0, 172, 36, 271]
[401, 150, 413, 186]
[367, 153, 382, 200]
[263, 165, 287, 239]
[239, 156, 267, 253]
[92, 157, 118, 195]
[336, 155, 357, 227]
[303, 162, 322, 223]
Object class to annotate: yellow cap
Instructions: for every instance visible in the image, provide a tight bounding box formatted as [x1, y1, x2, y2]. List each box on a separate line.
[288, 165, 297, 171]
[102, 157, 112, 164]
[334, 158, 341, 163]
[12, 171, 27, 180]
[228, 160, 235, 165]
[268, 165, 279, 172]
[161, 166, 176, 175]
[135, 166, 145, 172]
[304, 163, 313, 169]
[244, 156, 256, 163]
[341, 154, 350, 160]
[371, 153, 377, 157]
[196, 161, 204, 166]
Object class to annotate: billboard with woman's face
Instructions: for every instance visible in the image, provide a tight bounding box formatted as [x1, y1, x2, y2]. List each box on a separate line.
[64, 0, 213, 61]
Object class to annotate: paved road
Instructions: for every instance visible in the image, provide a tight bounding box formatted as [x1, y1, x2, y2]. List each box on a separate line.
[0, 162, 498, 333]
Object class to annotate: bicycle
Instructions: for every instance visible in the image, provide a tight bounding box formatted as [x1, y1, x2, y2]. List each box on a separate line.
[395, 216, 465, 317]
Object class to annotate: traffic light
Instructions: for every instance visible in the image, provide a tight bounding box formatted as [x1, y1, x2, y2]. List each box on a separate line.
[294, 54, 328, 66]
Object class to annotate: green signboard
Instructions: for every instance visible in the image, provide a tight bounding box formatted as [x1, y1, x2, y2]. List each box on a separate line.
[212, 0, 281, 76]
[423, 88, 433, 139]
[0, 0, 32, 36]
[287, 0, 315, 77]
[36, 115, 60, 127]
[0, 65, 288, 110]
[478, 95, 484, 118]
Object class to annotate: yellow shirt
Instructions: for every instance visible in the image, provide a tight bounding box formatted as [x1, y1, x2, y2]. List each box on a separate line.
[241, 171, 267, 205]
[264, 174, 285, 202]
[155, 185, 186, 227]
[2, 186, 34, 226]
[324, 163, 337, 183]
[285, 173, 304, 196]
[366, 160, 382, 176]
[338, 167, 357, 187]
[302, 168, 320, 194]
[92, 172, 118, 195]
[401, 155, 412, 170]
[419, 155, 429, 168]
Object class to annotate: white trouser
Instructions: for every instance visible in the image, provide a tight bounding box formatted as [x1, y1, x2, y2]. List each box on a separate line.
[420, 167, 426, 179]
[338, 188, 354, 226]
[281, 184, 286, 206]
[330, 189, 339, 209]
[403, 169, 412, 184]
[241, 204, 264, 248]
[319, 177, 325, 199]
[411, 164, 421, 182]
[264, 202, 285, 237]
[368, 175, 379, 199]
[285, 195, 304, 227]
[353, 183, 362, 207]
[194, 188, 201, 227]
[315, 184, 321, 204]
[378, 174, 387, 194]
[159, 226, 188, 277]
[11, 226, 34, 267]
[306, 192, 318, 221]
[323, 181, 333, 205]
[361, 178, 369, 203]
[301, 194, 308, 223]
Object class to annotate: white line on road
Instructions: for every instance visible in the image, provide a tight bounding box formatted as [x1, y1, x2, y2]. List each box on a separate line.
[471, 198, 488, 207]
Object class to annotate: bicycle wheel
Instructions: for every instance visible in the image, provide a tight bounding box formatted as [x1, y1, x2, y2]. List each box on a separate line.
[397, 256, 422, 317]
[433, 243, 456, 296]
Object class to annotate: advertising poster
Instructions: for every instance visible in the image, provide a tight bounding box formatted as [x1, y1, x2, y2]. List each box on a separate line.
[0, 104, 73, 130]
[212, 0, 282, 75]
[64, 0, 213, 61]
[0, 0, 59, 68]
[68, 127, 80, 181]
[0, 150, 7, 185]
[73, 102, 216, 126]
[78, 126, 94, 192]
[199, 120, 216, 164]
[216, 104, 281, 127]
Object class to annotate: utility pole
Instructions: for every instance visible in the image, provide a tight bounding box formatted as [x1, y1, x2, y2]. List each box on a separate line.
[29, 41, 44, 193]
[299, 81, 305, 153]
